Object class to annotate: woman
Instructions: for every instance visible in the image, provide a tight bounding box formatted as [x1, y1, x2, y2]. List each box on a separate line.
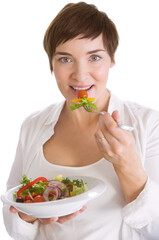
[3, 2, 159, 240]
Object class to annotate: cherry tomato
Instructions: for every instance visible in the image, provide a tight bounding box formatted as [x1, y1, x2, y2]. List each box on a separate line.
[33, 195, 45, 202]
[32, 192, 40, 198]
[24, 192, 42, 201]
[77, 90, 88, 98]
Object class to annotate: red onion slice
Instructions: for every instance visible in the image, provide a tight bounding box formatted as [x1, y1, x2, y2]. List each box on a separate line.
[43, 186, 62, 201]
[48, 180, 69, 197]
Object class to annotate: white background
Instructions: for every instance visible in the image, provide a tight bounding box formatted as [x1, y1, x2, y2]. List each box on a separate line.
[0, 0, 159, 238]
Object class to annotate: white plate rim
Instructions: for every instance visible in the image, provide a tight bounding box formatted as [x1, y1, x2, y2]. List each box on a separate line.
[1, 176, 107, 217]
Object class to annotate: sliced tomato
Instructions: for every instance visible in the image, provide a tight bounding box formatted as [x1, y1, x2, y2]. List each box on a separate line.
[77, 90, 88, 98]
[33, 195, 45, 202]
[32, 192, 41, 198]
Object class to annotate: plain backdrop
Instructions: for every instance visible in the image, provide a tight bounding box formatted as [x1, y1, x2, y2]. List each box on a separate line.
[0, 0, 159, 239]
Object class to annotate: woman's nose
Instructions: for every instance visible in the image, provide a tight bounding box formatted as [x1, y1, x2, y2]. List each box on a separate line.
[71, 61, 89, 82]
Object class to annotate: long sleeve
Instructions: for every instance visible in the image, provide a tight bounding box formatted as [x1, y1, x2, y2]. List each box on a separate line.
[122, 109, 159, 239]
[2, 126, 39, 240]
[2, 103, 62, 240]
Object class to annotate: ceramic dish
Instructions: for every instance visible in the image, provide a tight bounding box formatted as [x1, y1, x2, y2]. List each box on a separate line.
[1, 176, 106, 218]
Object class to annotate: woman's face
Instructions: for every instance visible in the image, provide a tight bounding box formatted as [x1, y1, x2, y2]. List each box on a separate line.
[52, 34, 114, 103]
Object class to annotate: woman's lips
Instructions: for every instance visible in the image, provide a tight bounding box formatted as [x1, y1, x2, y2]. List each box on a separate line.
[70, 85, 93, 91]
[70, 85, 94, 97]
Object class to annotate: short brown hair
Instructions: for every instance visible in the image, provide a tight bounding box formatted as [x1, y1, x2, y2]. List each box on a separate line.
[43, 2, 119, 72]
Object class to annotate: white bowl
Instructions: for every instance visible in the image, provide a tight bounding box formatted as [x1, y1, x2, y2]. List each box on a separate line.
[1, 176, 106, 218]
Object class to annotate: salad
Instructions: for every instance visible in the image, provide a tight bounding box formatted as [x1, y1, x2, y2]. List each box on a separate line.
[70, 90, 97, 111]
[14, 174, 88, 203]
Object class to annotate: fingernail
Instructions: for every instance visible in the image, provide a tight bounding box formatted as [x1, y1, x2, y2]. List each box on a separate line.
[100, 112, 105, 116]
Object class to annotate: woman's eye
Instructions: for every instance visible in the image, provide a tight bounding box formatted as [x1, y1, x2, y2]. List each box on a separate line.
[89, 55, 101, 62]
[59, 57, 71, 63]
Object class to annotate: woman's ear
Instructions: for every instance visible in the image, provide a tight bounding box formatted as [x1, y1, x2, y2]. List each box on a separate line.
[110, 61, 115, 68]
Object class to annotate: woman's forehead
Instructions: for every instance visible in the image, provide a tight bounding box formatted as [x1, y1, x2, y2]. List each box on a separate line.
[55, 34, 105, 52]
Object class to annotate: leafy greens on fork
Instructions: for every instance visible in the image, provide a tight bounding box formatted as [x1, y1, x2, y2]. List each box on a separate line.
[70, 90, 98, 111]
[70, 97, 98, 111]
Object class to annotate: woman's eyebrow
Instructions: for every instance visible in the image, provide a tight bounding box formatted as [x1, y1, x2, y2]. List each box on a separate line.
[54, 49, 106, 56]
[54, 52, 72, 56]
[86, 49, 106, 54]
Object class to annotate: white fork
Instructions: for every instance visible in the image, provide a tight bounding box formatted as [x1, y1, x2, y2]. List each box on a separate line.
[83, 105, 134, 132]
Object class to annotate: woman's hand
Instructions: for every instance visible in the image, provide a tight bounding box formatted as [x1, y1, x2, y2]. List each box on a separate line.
[95, 110, 138, 166]
[10, 205, 87, 225]
[95, 111, 148, 203]
[10, 206, 38, 223]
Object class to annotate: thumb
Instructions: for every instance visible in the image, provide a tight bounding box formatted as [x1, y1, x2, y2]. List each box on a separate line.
[10, 206, 19, 213]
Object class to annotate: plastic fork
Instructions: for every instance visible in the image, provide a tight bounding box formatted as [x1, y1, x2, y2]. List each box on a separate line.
[83, 105, 134, 131]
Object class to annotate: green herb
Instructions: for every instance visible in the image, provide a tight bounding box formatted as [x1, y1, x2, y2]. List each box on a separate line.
[18, 183, 48, 197]
[73, 185, 84, 195]
[62, 177, 72, 185]
[20, 174, 31, 186]
[70, 97, 98, 111]
[62, 177, 85, 188]
[73, 179, 84, 187]
[70, 103, 83, 111]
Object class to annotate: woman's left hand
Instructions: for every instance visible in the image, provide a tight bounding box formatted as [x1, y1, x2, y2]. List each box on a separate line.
[95, 111, 148, 203]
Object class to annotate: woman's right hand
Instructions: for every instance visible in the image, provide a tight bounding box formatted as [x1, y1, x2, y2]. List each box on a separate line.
[10, 205, 87, 225]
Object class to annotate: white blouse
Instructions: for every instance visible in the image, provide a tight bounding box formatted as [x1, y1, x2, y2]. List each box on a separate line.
[3, 93, 159, 240]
